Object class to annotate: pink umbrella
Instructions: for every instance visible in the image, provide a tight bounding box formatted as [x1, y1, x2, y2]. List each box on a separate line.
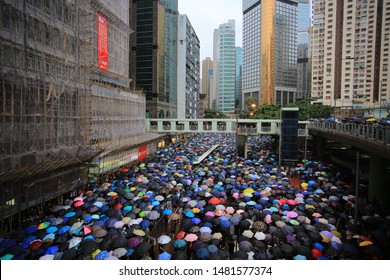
[184, 233, 198, 242]
[205, 211, 215, 217]
[287, 199, 297, 206]
[263, 214, 272, 224]
[74, 201, 84, 207]
[232, 193, 239, 199]
[287, 211, 298, 218]
[226, 207, 235, 214]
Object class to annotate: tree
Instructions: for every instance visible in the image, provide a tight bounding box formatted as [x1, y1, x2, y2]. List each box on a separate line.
[204, 108, 228, 119]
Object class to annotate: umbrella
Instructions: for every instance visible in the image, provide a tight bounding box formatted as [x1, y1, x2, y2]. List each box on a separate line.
[199, 232, 212, 242]
[158, 251, 172, 260]
[68, 237, 82, 249]
[133, 230, 145, 237]
[173, 239, 187, 249]
[113, 248, 128, 258]
[158, 235, 172, 245]
[184, 233, 198, 242]
[127, 237, 142, 248]
[136, 242, 152, 255]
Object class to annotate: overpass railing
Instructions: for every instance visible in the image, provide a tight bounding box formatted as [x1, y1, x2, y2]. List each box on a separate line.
[309, 122, 390, 144]
[146, 118, 309, 136]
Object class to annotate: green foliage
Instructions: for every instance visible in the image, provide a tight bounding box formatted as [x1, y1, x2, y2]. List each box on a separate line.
[204, 108, 228, 119]
[242, 101, 333, 120]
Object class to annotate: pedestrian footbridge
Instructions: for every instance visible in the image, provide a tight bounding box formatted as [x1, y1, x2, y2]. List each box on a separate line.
[145, 118, 309, 136]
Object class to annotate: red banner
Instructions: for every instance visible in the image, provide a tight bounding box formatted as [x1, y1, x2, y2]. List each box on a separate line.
[97, 13, 108, 71]
[138, 146, 147, 162]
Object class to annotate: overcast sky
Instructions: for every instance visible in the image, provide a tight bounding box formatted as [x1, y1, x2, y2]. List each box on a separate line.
[178, 0, 243, 61]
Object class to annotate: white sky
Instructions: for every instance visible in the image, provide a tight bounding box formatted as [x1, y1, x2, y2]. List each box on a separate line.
[178, 0, 243, 61]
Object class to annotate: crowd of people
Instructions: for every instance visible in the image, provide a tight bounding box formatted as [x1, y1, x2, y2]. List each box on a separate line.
[0, 133, 389, 260]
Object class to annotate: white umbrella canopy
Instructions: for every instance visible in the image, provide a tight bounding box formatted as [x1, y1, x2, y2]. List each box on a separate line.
[157, 235, 172, 245]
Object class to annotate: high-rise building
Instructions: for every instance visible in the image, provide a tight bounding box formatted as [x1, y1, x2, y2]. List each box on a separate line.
[235, 47, 243, 111]
[297, 0, 311, 101]
[0, 0, 156, 222]
[131, 0, 178, 118]
[311, 0, 390, 109]
[213, 19, 236, 113]
[243, 0, 298, 106]
[177, 15, 201, 119]
[202, 58, 214, 110]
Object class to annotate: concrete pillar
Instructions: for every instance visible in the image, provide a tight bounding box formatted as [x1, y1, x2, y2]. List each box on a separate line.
[313, 135, 325, 160]
[237, 134, 247, 158]
[368, 154, 390, 214]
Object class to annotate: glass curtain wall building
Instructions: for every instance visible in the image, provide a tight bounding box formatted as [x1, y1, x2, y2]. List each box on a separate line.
[214, 20, 236, 113]
[243, 0, 298, 106]
[131, 0, 178, 118]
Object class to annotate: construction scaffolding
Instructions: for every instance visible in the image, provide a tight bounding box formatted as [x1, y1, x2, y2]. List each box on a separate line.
[0, 0, 157, 227]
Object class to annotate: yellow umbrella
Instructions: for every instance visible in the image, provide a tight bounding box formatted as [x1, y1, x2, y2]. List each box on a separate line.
[244, 188, 254, 194]
[301, 182, 308, 188]
[107, 191, 118, 197]
[192, 208, 201, 214]
[133, 229, 145, 237]
[359, 241, 373, 247]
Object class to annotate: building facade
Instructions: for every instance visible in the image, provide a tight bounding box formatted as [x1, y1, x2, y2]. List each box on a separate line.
[297, 0, 311, 101]
[235, 47, 243, 111]
[131, 0, 178, 118]
[177, 14, 201, 119]
[213, 19, 236, 113]
[311, 0, 390, 109]
[243, 0, 298, 106]
[202, 57, 214, 110]
[0, 0, 157, 224]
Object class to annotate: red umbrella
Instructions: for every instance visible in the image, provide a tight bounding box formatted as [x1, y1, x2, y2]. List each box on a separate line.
[29, 239, 43, 250]
[176, 231, 186, 240]
[208, 197, 220, 205]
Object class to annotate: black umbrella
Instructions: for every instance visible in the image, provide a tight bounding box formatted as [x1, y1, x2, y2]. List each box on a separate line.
[268, 246, 284, 259]
[136, 241, 152, 255]
[110, 236, 128, 249]
[296, 245, 311, 258]
[79, 240, 99, 254]
[233, 250, 248, 260]
[61, 248, 79, 260]
[280, 243, 296, 258]
[171, 250, 188, 260]
[239, 219, 251, 230]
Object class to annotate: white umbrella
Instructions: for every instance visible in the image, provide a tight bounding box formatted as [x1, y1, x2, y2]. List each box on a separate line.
[254, 232, 266, 241]
[157, 235, 172, 245]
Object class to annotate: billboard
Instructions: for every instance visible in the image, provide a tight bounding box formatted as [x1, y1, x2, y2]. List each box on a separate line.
[138, 146, 147, 161]
[97, 13, 108, 71]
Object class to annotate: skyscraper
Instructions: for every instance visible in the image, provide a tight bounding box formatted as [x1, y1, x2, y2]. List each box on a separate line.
[243, 0, 298, 106]
[202, 57, 214, 110]
[235, 47, 243, 111]
[297, 0, 311, 101]
[311, 0, 390, 109]
[213, 20, 236, 113]
[177, 15, 201, 119]
[131, 0, 178, 118]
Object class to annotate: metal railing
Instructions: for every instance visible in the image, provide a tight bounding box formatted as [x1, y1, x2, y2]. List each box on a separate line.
[309, 122, 390, 144]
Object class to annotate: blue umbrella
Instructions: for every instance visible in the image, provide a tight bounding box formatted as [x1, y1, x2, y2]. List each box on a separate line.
[220, 219, 232, 229]
[46, 226, 58, 234]
[185, 212, 195, 218]
[191, 218, 201, 225]
[207, 245, 219, 254]
[64, 212, 76, 218]
[140, 220, 151, 230]
[163, 209, 173, 215]
[158, 252, 172, 260]
[196, 247, 210, 260]
[44, 245, 59, 255]
[57, 225, 70, 235]
[25, 226, 38, 234]
[95, 250, 110, 260]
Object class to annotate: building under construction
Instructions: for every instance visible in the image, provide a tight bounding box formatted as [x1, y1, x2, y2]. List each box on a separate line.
[0, 0, 160, 233]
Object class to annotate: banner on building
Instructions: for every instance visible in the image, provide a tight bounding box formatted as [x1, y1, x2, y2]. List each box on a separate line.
[97, 13, 108, 71]
[138, 146, 147, 161]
